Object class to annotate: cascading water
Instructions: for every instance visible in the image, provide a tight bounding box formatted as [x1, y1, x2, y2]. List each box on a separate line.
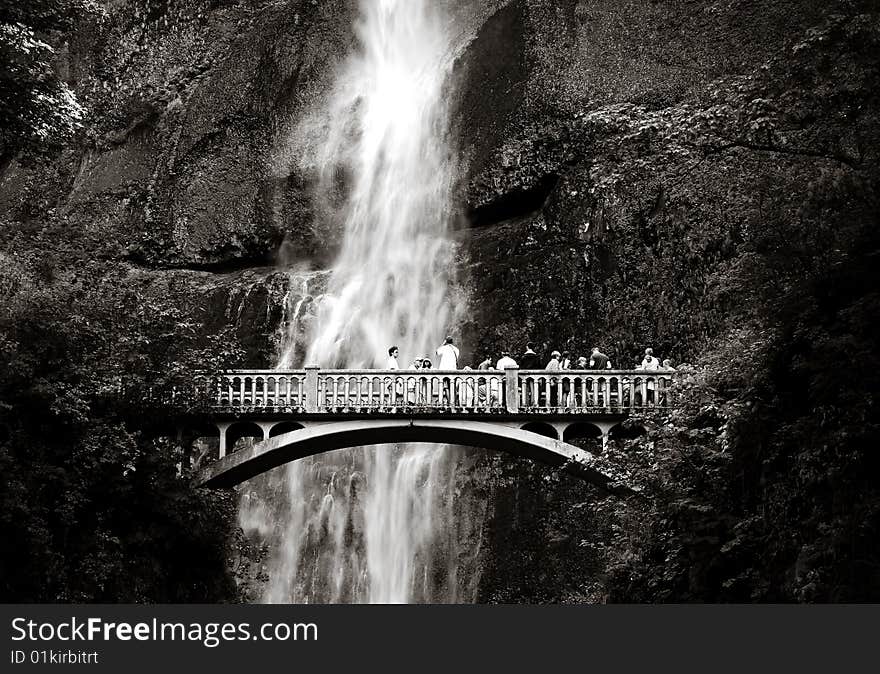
[239, 0, 479, 603]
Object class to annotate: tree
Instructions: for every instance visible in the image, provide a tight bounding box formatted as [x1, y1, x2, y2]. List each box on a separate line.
[0, 264, 246, 602]
[0, 0, 102, 172]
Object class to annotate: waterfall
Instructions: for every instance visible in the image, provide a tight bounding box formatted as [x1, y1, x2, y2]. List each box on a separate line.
[240, 0, 473, 604]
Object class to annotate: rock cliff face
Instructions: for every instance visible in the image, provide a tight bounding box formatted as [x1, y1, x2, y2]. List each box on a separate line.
[452, 0, 831, 364]
[0, 0, 826, 360]
[2, 0, 874, 602]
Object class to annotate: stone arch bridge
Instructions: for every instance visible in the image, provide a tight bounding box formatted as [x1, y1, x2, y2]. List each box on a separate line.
[189, 367, 675, 494]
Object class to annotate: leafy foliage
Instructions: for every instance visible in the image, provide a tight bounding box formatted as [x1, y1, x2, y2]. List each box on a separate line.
[0, 0, 104, 168]
[475, 3, 880, 602]
[0, 263, 245, 602]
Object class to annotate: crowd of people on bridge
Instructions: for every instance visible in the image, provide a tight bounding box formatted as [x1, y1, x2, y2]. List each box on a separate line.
[383, 338, 676, 373]
[374, 338, 675, 408]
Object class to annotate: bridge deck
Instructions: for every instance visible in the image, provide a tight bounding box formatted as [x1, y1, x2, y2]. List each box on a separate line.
[196, 368, 675, 417]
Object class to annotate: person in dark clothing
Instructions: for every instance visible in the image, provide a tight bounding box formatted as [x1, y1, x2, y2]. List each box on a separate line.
[519, 342, 540, 370]
[588, 347, 611, 405]
[589, 347, 611, 370]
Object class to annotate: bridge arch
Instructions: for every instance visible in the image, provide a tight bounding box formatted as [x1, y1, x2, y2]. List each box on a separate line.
[226, 421, 264, 451]
[563, 422, 602, 443]
[196, 419, 627, 494]
[269, 421, 305, 437]
[609, 422, 648, 440]
[520, 421, 558, 440]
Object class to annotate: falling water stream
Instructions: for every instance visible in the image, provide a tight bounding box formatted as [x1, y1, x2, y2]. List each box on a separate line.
[239, 0, 475, 603]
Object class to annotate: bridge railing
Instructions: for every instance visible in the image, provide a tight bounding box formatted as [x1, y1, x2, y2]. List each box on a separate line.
[193, 368, 676, 415]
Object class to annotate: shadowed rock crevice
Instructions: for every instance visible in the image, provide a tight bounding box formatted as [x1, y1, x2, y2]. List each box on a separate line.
[466, 172, 558, 228]
[126, 252, 277, 274]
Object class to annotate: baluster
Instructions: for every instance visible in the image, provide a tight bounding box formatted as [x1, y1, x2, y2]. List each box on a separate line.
[624, 376, 633, 411]
[556, 376, 562, 410]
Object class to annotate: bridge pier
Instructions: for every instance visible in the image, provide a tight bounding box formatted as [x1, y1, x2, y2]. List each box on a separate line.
[591, 421, 618, 453]
[216, 422, 231, 459]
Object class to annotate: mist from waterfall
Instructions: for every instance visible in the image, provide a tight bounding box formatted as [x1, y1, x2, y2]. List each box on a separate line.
[239, 0, 476, 604]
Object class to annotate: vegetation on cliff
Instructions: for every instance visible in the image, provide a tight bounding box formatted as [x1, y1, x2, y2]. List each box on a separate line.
[469, 2, 880, 602]
[0, 263, 244, 601]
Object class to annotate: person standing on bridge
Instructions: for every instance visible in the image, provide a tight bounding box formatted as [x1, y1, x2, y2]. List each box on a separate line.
[520, 343, 539, 406]
[436, 337, 459, 406]
[638, 348, 661, 405]
[436, 336, 459, 370]
[496, 352, 518, 370]
[386, 346, 400, 370]
[574, 356, 589, 407]
[385, 346, 402, 404]
[640, 348, 660, 371]
[493, 352, 517, 408]
[546, 351, 561, 407]
[588, 347, 613, 406]
[476, 355, 493, 406]
[589, 347, 611, 370]
[519, 342, 539, 370]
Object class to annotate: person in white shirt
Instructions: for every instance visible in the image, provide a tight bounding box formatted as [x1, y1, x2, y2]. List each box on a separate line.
[492, 352, 517, 407]
[385, 346, 401, 403]
[545, 351, 561, 406]
[639, 348, 660, 405]
[436, 336, 460, 370]
[436, 336, 460, 405]
[385, 346, 400, 370]
[495, 352, 518, 369]
[640, 348, 660, 371]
